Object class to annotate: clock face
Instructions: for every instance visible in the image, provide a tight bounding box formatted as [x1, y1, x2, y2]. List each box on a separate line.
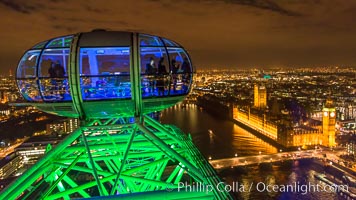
[324, 111, 328, 117]
[330, 112, 335, 118]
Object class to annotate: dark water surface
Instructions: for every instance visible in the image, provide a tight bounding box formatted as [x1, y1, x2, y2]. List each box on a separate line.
[160, 104, 277, 159]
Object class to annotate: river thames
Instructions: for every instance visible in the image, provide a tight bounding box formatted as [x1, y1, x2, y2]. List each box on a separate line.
[160, 104, 277, 159]
[160, 104, 340, 200]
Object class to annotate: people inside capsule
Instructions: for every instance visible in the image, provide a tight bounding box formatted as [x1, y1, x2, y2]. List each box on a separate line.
[181, 57, 190, 73]
[47, 60, 66, 99]
[171, 59, 180, 93]
[145, 57, 156, 95]
[181, 57, 191, 92]
[78, 47, 132, 100]
[17, 33, 193, 104]
[157, 57, 167, 96]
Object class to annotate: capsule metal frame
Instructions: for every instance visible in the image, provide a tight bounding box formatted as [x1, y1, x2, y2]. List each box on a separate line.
[15, 31, 194, 119]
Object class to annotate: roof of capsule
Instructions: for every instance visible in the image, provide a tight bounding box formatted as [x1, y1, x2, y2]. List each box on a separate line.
[29, 30, 182, 50]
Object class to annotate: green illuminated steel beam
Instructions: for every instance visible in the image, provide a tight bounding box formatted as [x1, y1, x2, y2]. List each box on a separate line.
[3, 31, 233, 200]
[0, 120, 233, 199]
[0, 128, 83, 200]
[1, 31, 233, 198]
[111, 127, 137, 195]
[81, 130, 106, 196]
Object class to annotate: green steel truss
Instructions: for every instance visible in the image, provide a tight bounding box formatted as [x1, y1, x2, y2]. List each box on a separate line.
[4, 33, 233, 200]
[0, 116, 232, 200]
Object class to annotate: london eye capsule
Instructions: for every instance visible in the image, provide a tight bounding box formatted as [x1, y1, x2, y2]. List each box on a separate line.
[15, 30, 193, 118]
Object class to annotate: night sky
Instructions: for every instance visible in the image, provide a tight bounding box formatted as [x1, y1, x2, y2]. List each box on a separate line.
[1, 0, 356, 74]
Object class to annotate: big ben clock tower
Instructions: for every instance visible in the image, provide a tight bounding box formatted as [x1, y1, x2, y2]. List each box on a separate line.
[322, 99, 336, 147]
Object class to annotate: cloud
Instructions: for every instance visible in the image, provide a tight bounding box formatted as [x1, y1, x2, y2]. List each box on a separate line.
[1, 0, 356, 74]
[219, 0, 301, 16]
[149, 0, 301, 16]
[0, 0, 39, 14]
[83, 5, 108, 13]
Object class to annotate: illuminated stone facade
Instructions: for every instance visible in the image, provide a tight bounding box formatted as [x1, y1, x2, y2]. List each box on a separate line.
[233, 100, 336, 148]
[233, 107, 278, 140]
[254, 84, 267, 109]
[322, 99, 336, 147]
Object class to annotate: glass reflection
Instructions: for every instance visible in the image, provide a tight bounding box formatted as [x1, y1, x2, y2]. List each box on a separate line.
[39, 49, 69, 77]
[162, 38, 180, 47]
[139, 34, 163, 46]
[46, 36, 73, 48]
[16, 34, 193, 103]
[39, 78, 71, 101]
[140, 47, 193, 97]
[141, 47, 170, 97]
[17, 50, 40, 78]
[167, 48, 192, 95]
[81, 76, 131, 99]
[37, 49, 72, 101]
[80, 47, 131, 100]
[31, 40, 48, 49]
[17, 80, 42, 102]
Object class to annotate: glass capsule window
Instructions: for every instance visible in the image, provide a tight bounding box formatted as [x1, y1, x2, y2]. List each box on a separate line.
[16, 50, 42, 102]
[167, 48, 192, 74]
[38, 49, 71, 102]
[79, 47, 131, 100]
[46, 36, 73, 48]
[39, 78, 71, 102]
[17, 79, 42, 102]
[31, 40, 48, 49]
[162, 38, 180, 47]
[17, 50, 40, 78]
[39, 49, 69, 77]
[167, 48, 192, 95]
[16, 33, 193, 104]
[139, 34, 163, 46]
[140, 47, 170, 97]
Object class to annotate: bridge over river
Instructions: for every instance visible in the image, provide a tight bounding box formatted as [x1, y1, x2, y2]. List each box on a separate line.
[209, 149, 342, 169]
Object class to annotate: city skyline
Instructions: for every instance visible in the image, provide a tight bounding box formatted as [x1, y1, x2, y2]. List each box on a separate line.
[1, 0, 356, 74]
[0, 2, 355, 198]
[0, 66, 354, 199]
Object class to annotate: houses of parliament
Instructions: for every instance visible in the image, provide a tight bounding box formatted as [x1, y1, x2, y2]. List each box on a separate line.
[233, 84, 336, 148]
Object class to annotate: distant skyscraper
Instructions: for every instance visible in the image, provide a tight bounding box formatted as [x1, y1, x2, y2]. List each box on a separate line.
[254, 84, 267, 109]
[346, 135, 356, 160]
[46, 118, 79, 135]
[322, 99, 336, 147]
